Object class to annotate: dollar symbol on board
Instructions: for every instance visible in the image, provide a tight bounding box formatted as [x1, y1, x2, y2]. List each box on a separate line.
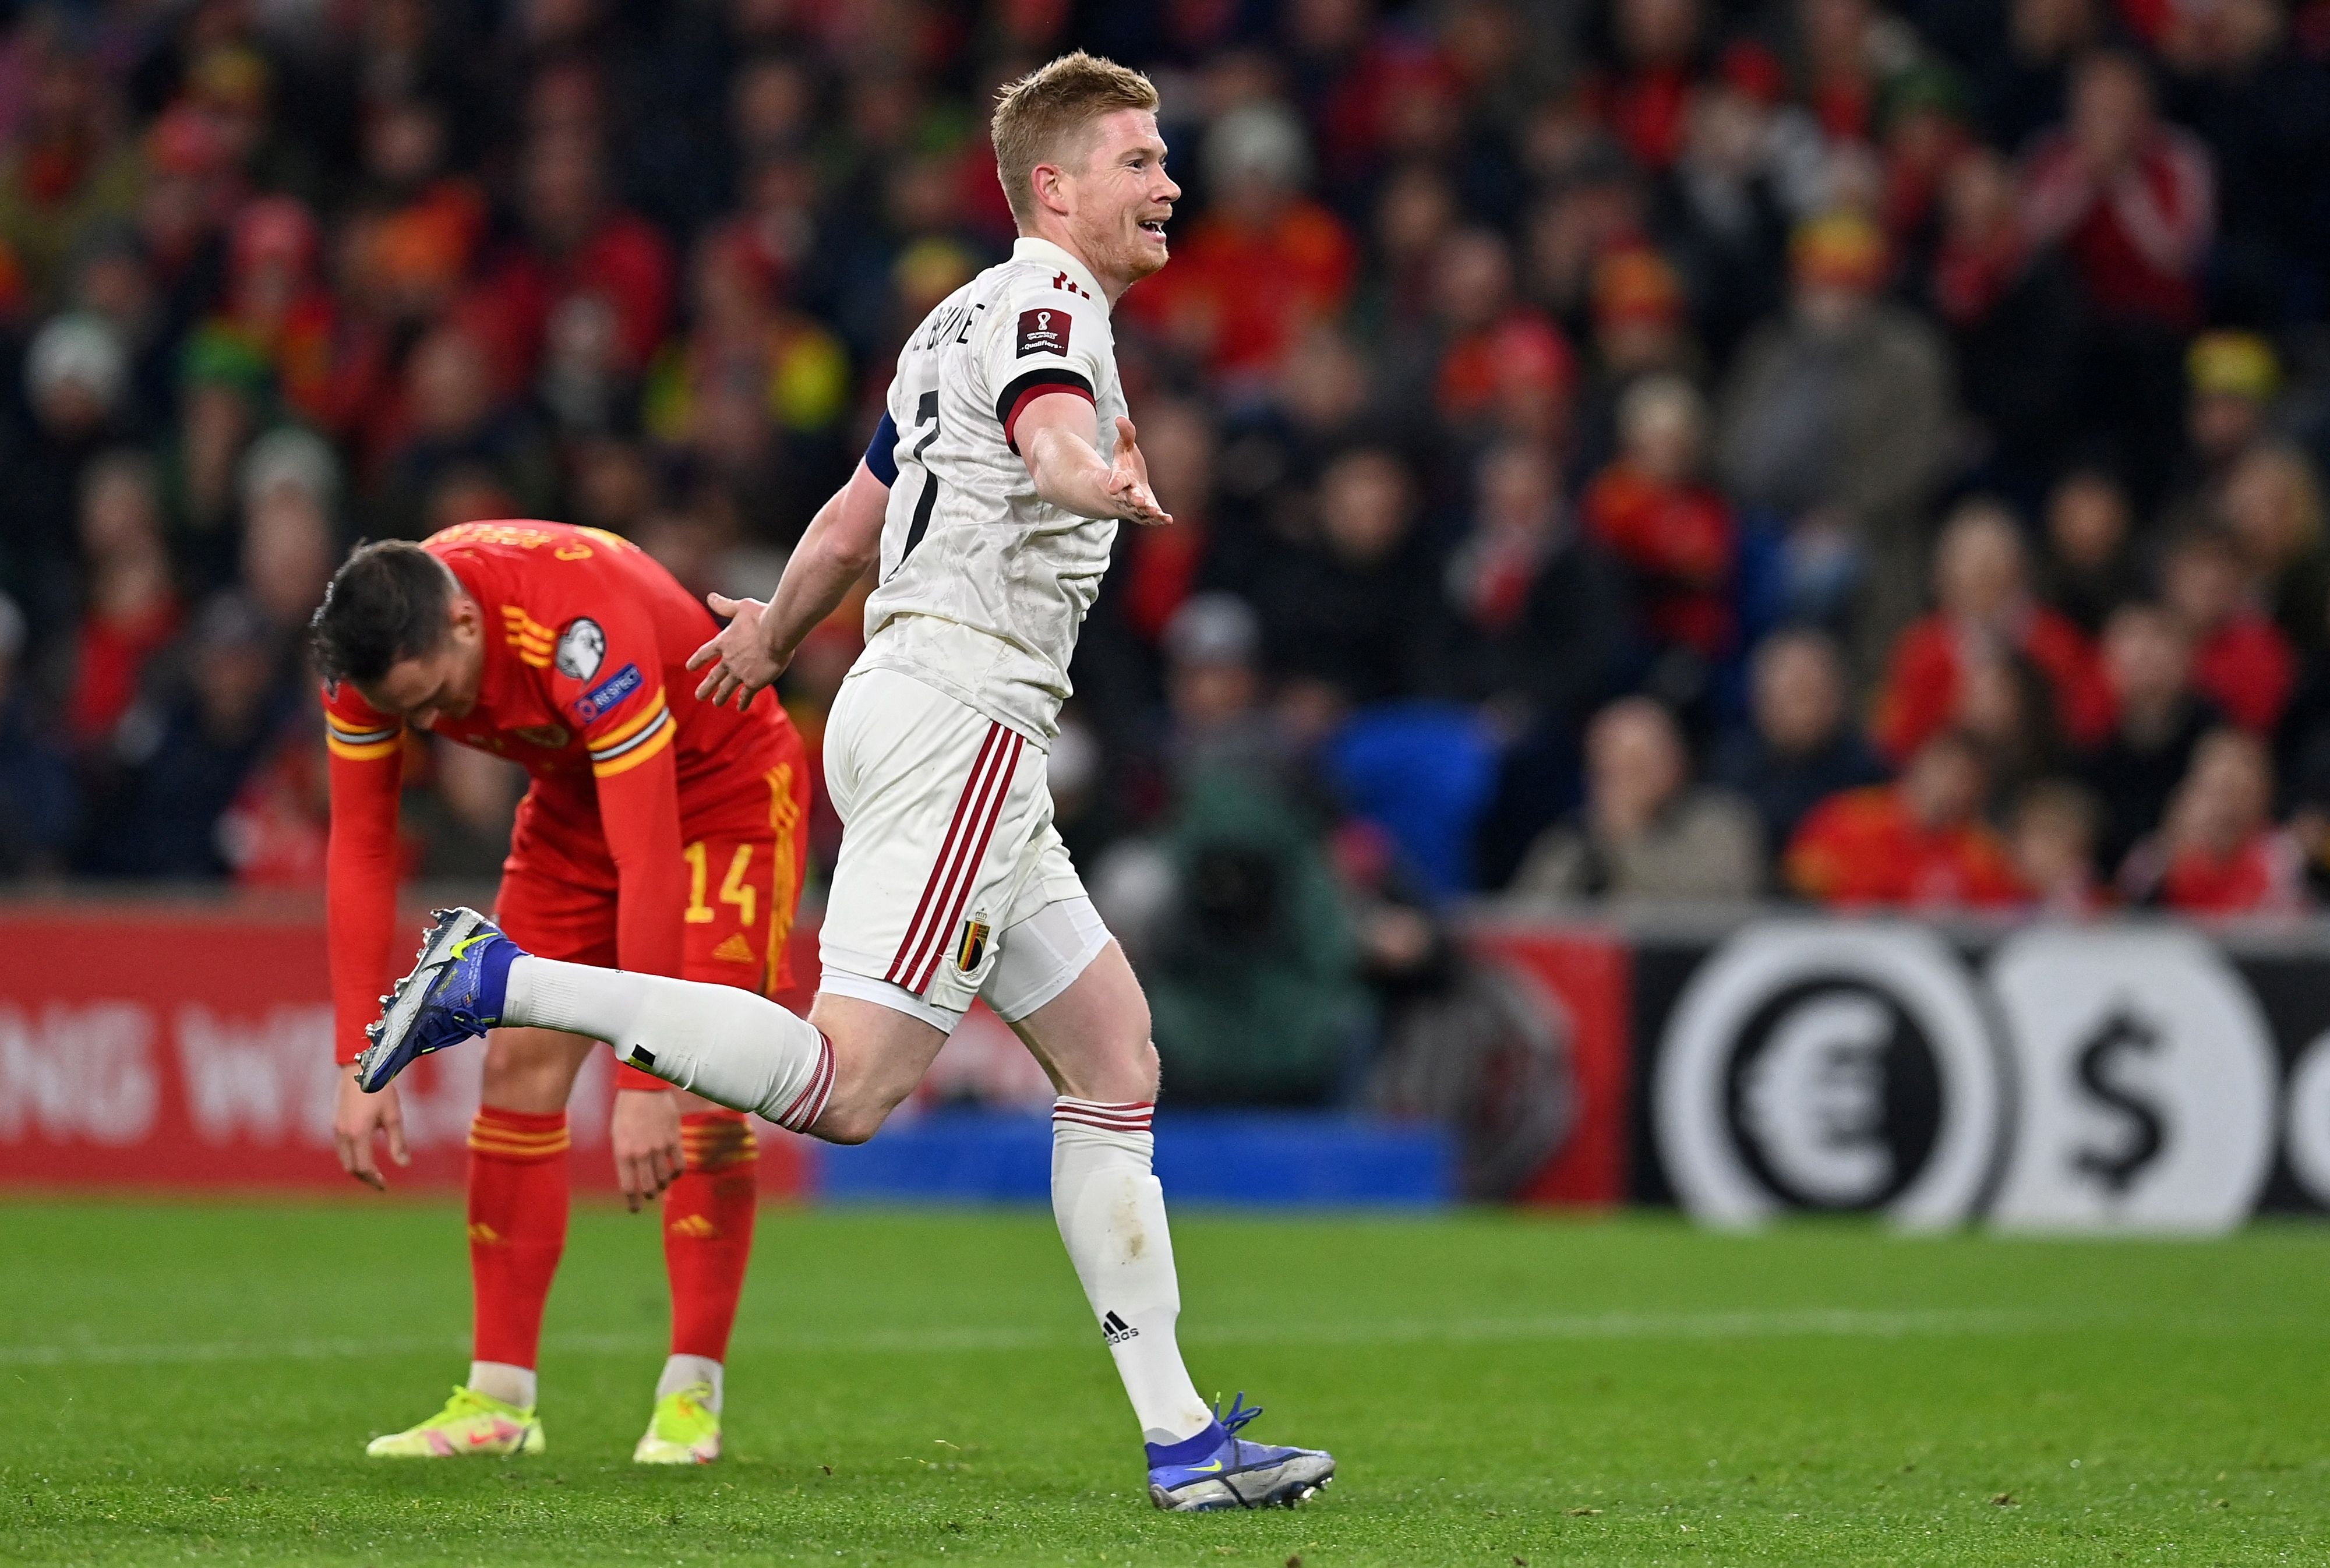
[2068, 1007, 2167, 1196]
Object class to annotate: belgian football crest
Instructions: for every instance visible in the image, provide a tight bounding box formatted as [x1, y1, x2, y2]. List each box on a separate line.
[956, 913, 991, 973]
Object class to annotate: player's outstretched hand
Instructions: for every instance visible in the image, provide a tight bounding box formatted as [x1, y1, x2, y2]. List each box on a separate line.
[1105, 416, 1173, 528]
[334, 1069, 409, 1191]
[688, 592, 790, 709]
[610, 1087, 684, 1213]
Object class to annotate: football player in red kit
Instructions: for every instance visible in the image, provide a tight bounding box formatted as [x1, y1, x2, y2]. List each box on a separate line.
[313, 522, 810, 1463]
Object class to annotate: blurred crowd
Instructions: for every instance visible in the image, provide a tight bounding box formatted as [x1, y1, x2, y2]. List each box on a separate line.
[10, 0, 2330, 1107]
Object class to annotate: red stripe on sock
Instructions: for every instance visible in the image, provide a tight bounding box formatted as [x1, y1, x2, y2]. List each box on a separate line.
[778, 1032, 835, 1132]
[1054, 1113, 1155, 1132]
[1053, 1107, 1155, 1129]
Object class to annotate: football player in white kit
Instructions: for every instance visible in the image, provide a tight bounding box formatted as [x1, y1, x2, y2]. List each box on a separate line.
[354, 52, 1335, 1513]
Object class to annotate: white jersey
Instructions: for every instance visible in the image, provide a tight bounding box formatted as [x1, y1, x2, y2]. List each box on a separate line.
[855, 236, 1128, 746]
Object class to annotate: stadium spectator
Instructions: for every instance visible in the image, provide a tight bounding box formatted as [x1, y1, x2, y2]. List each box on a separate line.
[2120, 726, 2306, 913]
[69, 225, 174, 435]
[2164, 0, 2330, 326]
[1569, 245, 1701, 475]
[63, 450, 179, 751]
[1712, 625, 1886, 857]
[194, 196, 337, 430]
[1206, 324, 1375, 571]
[1873, 498, 2112, 765]
[1160, 592, 1284, 793]
[236, 428, 337, 659]
[6, 311, 134, 640]
[1350, 160, 1458, 347]
[1138, 769, 1375, 1108]
[1422, 228, 1573, 450]
[1657, 48, 1819, 362]
[0, 591, 75, 875]
[1255, 444, 1443, 710]
[174, 327, 273, 561]
[1588, 0, 1712, 173]
[1794, 0, 1907, 146]
[2022, 49, 2215, 334]
[2037, 468, 2144, 637]
[1123, 101, 1355, 386]
[1785, 730, 2026, 908]
[376, 323, 555, 539]
[1440, 439, 1630, 734]
[1110, 397, 1213, 647]
[1716, 209, 1957, 659]
[2164, 329, 2280, 527]
[1579, 373, 1735, 667]
[83, 592, 294, 880]
[1925, 144, 2086, 504]
[2218, 440, 2330, 658]
[644, 224, 849, 538]
[2023, 50, 2216, 501]
[2159, 524, 2294, 732]
[0, 30, 140, 309]
[2009, 776, 2109, 914]
[1510, 696, 1763, 903]
[2080, 601, 2222, 875]
[1956, 645, 2073, 815]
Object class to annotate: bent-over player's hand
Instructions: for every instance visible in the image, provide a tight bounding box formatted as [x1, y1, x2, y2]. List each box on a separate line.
[688, 592, 791, 709]
[334, 1069, 409, 1191]
[611, 1087, 685, 1213]
[1103, 416, 1173, 528]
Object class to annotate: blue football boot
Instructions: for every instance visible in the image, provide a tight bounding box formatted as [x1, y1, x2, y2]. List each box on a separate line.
[1146, 1394, 1334, 1512]
[355, 907, 521, 1093]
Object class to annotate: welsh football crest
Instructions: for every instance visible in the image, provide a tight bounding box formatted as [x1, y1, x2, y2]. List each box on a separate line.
[555, 617, 606, 680]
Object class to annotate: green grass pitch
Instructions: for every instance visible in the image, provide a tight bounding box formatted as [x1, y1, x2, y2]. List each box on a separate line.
[1, 1199, 2327, 1565]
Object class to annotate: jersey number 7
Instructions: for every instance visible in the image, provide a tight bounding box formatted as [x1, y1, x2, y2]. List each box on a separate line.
[899, 390, 942, 573]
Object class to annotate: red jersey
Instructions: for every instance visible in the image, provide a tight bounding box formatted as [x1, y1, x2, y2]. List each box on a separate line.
[1578, 460, 1736, 659]
[1784, 785, 2027, 910]
[323, 521, 804, 1064]
[1873, 609, 2113, 766]
[2190, 613, 2295, 734]
[2157, 832, 2306, 916]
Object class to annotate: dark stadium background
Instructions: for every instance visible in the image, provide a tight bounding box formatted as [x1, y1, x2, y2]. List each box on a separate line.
[3, 0, 2330, 1222]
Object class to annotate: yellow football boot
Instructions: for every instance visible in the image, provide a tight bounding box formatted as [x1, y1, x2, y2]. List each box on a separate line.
[632, 1382, 721, 1464]
[364, 1386, 545, 1458]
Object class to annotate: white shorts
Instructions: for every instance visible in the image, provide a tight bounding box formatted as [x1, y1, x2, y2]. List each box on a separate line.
[818, 667, 1106, 1030]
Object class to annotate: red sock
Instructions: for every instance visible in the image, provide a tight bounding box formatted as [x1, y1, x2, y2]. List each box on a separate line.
[663, 1110, 759, 1361]
[467, 1108, 570, 1372]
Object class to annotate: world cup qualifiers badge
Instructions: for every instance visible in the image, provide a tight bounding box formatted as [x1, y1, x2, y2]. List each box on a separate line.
[1018, 309, 1070, 357]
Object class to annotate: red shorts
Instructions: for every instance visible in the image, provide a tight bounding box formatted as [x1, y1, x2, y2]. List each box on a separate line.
[496, 761, 811, 998]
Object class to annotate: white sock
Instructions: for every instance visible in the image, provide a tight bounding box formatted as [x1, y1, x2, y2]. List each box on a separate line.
[503, 956, 835, 1131]
[469, 1360, 536, 1410]
[656, 1353, 723, 1412]
[1050, 1097, 1213, 1447]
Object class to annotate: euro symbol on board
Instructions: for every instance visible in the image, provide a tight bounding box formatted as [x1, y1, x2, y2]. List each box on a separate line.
[2068, 1005, 2167, 1197]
